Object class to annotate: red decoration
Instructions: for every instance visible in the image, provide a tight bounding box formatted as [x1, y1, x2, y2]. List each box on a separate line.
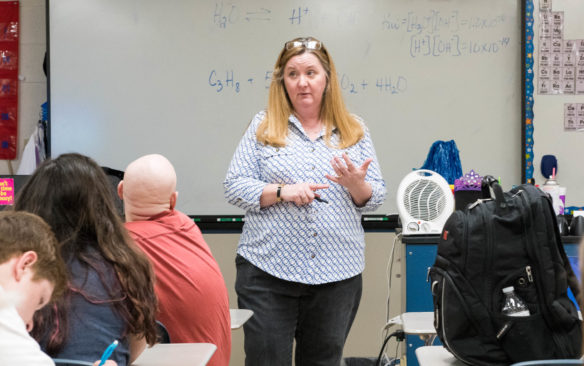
[0, 2, 19, 160]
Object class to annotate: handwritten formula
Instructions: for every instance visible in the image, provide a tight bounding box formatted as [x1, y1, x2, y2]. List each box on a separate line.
[207, 2, 512, 96]
[209, 69, 408, 96]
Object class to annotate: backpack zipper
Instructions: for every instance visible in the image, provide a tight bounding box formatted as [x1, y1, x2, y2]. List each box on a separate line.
[526, 265, 533, 282]
[481, 203, 495, 312]
[440, 278, 468, 363]
[468, 198, 492, 210]
[437, 268, 490, 365]
[463, 211, 469, 271]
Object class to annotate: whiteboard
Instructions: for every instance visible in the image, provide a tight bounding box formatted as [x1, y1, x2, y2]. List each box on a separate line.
[531, 0, 584, 209]
[48, 0, 522, 215]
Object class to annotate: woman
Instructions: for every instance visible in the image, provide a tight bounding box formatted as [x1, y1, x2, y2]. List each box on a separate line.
[224, 37, 386, 365]
[15, 153, 158, 365]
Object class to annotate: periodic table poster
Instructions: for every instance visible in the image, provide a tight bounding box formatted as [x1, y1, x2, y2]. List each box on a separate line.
[531, 0, 584, 210]
[0, 2, 18, 160]
[537, 1, 584, 95]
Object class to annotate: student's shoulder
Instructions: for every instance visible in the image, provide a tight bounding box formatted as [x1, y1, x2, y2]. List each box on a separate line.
[0, 311, 54, 366]
[125, 219, 165, 240]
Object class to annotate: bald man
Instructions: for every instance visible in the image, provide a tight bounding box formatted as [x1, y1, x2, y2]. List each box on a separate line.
[118, 154, 231, 366]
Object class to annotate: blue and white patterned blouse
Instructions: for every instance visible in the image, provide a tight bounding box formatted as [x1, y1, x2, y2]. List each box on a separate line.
[224, 111, 386, 284]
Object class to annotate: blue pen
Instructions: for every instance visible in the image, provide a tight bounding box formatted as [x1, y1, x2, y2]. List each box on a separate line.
[98, 340, 118, 366]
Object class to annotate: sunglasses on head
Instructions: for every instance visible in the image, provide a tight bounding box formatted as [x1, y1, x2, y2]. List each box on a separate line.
[285, 38, 322, 50]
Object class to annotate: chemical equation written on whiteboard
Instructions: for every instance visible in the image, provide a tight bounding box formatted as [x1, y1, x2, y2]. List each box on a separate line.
[208, 70, 408, 96]
[410, 34, 511, 57]
[382, 10, 512, 58]
[213, 2, 309, 27]
[382, 10, 507, 34]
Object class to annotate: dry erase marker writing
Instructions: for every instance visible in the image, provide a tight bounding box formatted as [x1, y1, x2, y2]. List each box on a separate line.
[98, 340, 118, 366]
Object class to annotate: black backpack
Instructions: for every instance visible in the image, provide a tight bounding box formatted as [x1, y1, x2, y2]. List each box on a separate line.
[429, 177, 582, 365]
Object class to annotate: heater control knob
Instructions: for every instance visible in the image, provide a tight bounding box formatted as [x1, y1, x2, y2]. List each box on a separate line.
[407, 222, 419, 232]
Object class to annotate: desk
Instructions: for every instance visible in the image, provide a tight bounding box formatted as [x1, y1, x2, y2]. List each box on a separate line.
[230, 308, 253, 329]
[387, 312, 436, 346]
[131, 343, 216, 366]
[415, 346, 465, 366]
[402, 312, 436, 346]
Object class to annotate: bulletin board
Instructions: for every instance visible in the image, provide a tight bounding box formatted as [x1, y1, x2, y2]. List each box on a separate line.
[0, 1, 18, 160]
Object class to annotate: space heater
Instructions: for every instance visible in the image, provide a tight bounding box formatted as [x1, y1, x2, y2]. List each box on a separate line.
[397, 169, 454, 235]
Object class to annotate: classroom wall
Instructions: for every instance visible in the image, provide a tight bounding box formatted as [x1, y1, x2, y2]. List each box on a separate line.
[205, 232, 405, 366]
[0, 0, 46, 175]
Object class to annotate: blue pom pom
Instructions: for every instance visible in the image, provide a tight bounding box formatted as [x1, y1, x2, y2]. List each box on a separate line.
[419, 140, 462, 184]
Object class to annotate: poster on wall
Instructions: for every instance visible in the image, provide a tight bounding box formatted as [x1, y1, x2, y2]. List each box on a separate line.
[538, 7, 584, 96]
[564, 103, 584, 131]
[538, 0, 584, 136]
[0, 2, 19, 160]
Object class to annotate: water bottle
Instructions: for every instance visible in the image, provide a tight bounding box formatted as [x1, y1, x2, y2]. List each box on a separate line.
[501, 286, 530, 317]
[558, 186, 566, 215]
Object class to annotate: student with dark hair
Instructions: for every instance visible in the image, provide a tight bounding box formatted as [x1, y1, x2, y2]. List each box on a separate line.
[15, 153, 158, 366]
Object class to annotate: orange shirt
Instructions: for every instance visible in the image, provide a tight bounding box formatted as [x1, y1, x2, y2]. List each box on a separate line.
[126, 210, 231, 366]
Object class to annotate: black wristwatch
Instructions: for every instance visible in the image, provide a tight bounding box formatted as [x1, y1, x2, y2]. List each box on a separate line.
[277, 184, 284, 202]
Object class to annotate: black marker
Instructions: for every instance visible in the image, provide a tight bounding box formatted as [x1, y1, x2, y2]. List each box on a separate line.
[314, 196, 329, 204]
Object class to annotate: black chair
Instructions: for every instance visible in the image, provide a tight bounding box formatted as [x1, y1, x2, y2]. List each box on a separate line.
[102, 167, 125, 219]
[156, 320, 171, 344]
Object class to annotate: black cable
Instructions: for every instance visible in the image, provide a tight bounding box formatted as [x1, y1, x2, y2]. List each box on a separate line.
[375, 330, 405, 366]
[393, 339, 400, 364]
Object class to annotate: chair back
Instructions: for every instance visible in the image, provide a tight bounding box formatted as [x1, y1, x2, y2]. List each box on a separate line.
[156, 320, 171, 343]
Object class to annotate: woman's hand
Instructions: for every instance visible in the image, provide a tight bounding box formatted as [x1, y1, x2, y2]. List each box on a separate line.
[325, 153, 373, 207]
[281, 183, 329, 206]
[326, 153, 371, 187]
[260, 182, 329, 207]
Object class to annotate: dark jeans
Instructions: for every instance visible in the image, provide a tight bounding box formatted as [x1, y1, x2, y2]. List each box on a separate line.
[235, 255, 362, 366]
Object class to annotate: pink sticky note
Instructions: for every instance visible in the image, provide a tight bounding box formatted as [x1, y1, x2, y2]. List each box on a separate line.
[0, 178, 14, 205]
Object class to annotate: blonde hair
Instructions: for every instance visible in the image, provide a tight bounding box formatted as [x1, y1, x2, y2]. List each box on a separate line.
[257, 37, 364, 149]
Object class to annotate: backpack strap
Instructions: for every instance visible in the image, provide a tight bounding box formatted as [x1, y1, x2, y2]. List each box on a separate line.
[551, 211, 581, 301]
[481, 176, 507, 209]
[537, 185, 581, 302]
